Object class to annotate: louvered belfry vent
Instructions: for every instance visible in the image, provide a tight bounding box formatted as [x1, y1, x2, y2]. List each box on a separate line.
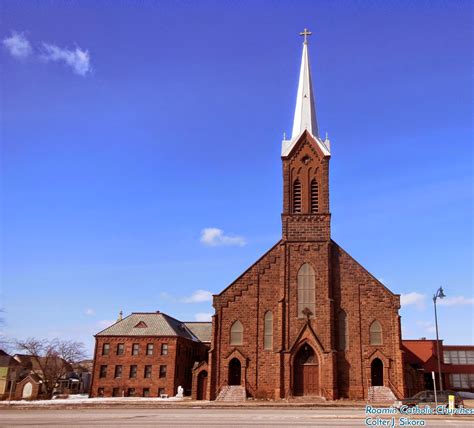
[311, 179, 319, 213]
[293, 179, 302, 213]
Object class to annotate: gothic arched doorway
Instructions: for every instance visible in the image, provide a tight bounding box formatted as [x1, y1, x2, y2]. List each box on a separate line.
[228, 358, 241, 385]
[197, 370, 208, 400]
[371, 358, 384, 386]
[293, 344, 319, 396]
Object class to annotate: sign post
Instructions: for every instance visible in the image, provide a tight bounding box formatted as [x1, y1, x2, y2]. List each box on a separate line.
[432, 371, 438, 408]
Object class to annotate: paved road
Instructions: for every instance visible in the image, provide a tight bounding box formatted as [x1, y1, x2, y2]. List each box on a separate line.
[0, 408, 472, 427]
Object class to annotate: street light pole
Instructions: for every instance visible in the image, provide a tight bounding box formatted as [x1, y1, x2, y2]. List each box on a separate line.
[433, 286, 446, 391]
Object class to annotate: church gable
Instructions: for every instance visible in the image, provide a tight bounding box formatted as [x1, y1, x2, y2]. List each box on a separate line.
[331, 241, 400, 305]
[284, 130, 328, 161]
[213, 241, 282, 310]
[289, 319, 327, 355]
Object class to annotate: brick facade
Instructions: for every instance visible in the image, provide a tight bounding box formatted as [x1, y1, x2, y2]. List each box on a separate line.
[208, 131, 405, 400]
[90, 334, 208, 398]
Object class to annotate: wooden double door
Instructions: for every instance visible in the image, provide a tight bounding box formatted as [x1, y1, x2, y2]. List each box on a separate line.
[293, 344, 320, 396]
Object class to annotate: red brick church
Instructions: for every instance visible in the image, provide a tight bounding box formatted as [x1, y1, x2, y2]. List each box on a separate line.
[204, 29, 405, 401]
[91, 30, 406, 401]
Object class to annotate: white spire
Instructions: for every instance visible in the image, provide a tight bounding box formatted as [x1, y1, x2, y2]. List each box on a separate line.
[292, 29, 318, 139]
[281, 29, 330, 157]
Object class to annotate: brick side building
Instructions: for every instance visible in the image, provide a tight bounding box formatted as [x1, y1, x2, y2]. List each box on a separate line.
[403, 339, 474, 395]
[206, 32, 405, 401]
[90, 312, 209, 398]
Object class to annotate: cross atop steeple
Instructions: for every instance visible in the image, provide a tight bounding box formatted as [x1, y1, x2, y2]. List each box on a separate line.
[299, 28, 312, 44]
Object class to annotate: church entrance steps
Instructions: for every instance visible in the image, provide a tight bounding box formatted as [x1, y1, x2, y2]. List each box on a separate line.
[367, 386, 397, 403]
[216, 385, 247, 402]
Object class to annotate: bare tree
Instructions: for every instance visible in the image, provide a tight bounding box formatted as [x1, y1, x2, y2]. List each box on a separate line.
[15, 338, 86, 399]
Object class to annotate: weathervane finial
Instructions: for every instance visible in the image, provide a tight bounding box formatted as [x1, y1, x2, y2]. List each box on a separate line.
[299, 28, 312, 44]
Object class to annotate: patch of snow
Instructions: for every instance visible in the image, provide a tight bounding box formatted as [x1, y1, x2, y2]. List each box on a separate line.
[1, 396, 185, 406]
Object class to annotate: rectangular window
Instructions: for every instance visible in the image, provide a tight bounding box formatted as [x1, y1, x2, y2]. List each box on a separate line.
[112, 388, 120, 397]
[444, 350, 474, 365]
[98, 387, 104, 397]
[127, 388, 136, 397]
[450, 373, 474, 389]
[102, 343, 110, 356]
[144, 365, 152, 378]
[117, 343, 124, 355]
[146, 343, 154, 356]
[99, 365, 107, 378]
[114, 365, 122, 378]
[132, 343, 139, 356]
[161, 343, 168, 355]
[129, 365, 137, 378]
[158, 388, 166, 396]
[159, 365, 167, 378]
[143, 388, 150, 397]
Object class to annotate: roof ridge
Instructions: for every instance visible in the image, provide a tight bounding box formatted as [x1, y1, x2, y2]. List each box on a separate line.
[183, 321, 212, 324]
[94, 312, 134, 336]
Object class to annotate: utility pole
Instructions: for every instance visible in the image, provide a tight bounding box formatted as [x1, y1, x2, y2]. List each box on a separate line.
[433, 287, 446, 391]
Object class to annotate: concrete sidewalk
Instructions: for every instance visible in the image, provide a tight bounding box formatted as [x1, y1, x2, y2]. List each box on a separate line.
[1, 397, 472, 411]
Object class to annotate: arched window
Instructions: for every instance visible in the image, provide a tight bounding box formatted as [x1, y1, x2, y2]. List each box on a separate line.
[230, 320, 243, 345]
[293, 179, 302, 213]
[337, 310, 348, 351]
[310, 179, 319, 213]
[369, 320, 383, 345]
[297, 263, 315, 318]
[264, 311, 273, 350]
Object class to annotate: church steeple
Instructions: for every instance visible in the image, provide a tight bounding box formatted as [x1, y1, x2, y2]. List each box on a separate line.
[282, 29, 330, 158]
[292, 28, 318, 139]
[281, 30, 331, 242]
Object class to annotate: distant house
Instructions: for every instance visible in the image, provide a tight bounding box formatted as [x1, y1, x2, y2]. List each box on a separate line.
[90, 312, 210, 398]
[71, 359, 93, 394]
[0, 350, 22, 399]
[12, 353, 88, 399]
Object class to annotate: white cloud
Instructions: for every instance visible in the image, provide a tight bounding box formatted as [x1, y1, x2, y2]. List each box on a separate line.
[2, 30, 92, 77]
[85, 308, 95, 316]
[182, 289, 213, 303]
[438, 295, 474, 306]
[401, 292, 426, 309]
[2, 31, 32, 59]
[200, 228, 246, 247]
[195, 312, 213, 322]
[40, 42, 91, 76]
[416, 321, 436, 334]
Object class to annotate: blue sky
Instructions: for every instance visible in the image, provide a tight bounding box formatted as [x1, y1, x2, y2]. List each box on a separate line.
[1, 0, 472, 356]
